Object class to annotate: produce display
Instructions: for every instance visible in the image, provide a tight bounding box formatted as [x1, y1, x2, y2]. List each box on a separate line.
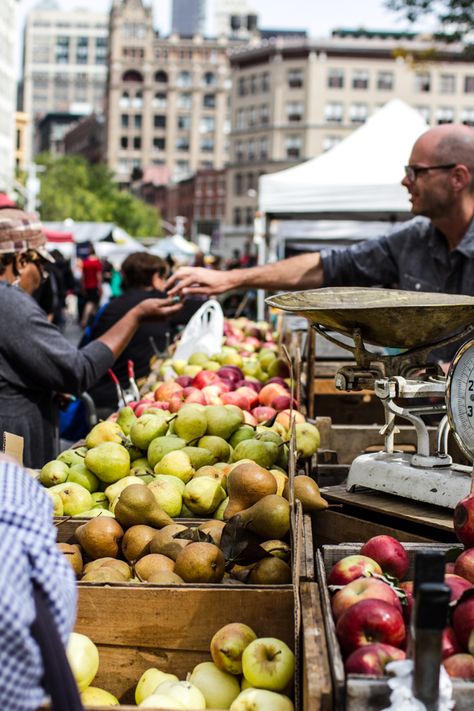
[326, 533, 474, 679]
[66, 623, 295, 709]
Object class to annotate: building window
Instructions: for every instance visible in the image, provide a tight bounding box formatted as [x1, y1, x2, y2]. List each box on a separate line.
[464, 76, 474, 93]
[238, 77, 247, 96]
[203, 71, 217, 86]
[352, 70, 369, 90]
[248, 106, 257, 126]
[260, 104, 269, 125]
[134, 114, 142, 129]
[377, 71, 393, 91]
[121, 114, 129, 128]
[461, 108, 474, 126]
[327, 69, 344, 89]
[285, 135, 301, 158]
[287, 102, 304, 122]
[176, 137, 190, 151]
[120, 136, 128, 149]
[236, 109, 245, 130]
[288, 68, 303, 88]
[440, 74, 456, 94]
[261, 72, 270, 92]
[415, 73, 431, 92]
[76, 36, 88, 64]
[133, 136, 141, 149]
[349, 103, 368, 123]
[153, 92, 167, 108]
[177, 71, 192, 88]
[178, 93, 192, 109]
[154, 115, 166, 128]
[324, 102, 343, 123]
[234, 173, 243, 195]
[416, 105, 431, 123]
[247, 172, 255, 191]
[177, 115, 191, 130]
[155, 70, 168, 83]
[123, 69, 144, 83]
[259, 137, 268, 159]
[236, 142, 244, 161]
[201, 138, 214, 152]
[248, 140, 256, 161]
[250, 75, 258, 94]
[95, 36, 107, 64]
[322, 135, 342, 152]
[246, 208, 254, 226]
[234, 208, 242, 226]
[436, 107, 454, 124]
[132, 91, 143, 109]
[203, 94, 216, 108]
[55, 36, 69, 64]
[120, 91, 131, 108]
[153, 137, 165, 150]
[200, 116, 215, 133]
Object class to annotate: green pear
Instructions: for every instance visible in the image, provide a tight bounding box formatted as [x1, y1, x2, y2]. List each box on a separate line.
[47, 490, 64, 516]
[255, 427, 284, 446]
[237, 495, 290, 539]
[40, 460, 69, 487]
[75, 508, 115, 518]
[85, 421, 124, 449]
[180, 502, 197, 518]
[126, 444, 144, 462]
[91, 491, 108, 509]
[295, 422, 321, 458]
[267, 357, 290, 379]
[229, 425, 256, 448]
[242, 360, 266, 381]
[198, 435, 232, 463]
[221, 350, 243, 367]
[188, 351, 210, 366]
[116, 405, 137, 436]
[148, 475, 184, 517]
[276, 444, 289, 470]
[48, 482, 93, 516]
[147, 435, 187, 469]
[114, 483, 174, 528]
[129, 457, 155, 483]
[213, 496, 229, 521]
[183, 476, 226, 515]
[130, 412, 170, 450]
[174, 405, 208, 442]
[104, 475, 145, 504]
[182, 446, 216, 469]
[258, 351, 277, 371]
[153, 450, 195, 482]
[203, 360, 221, 371]
[171, 359, 187, 375]
[56, 447, 87, 467]
[205, 404, 244, 439]
[67, 463, 100, 493]
[232, 440, 278, 468]
[84, 442, 131, 483]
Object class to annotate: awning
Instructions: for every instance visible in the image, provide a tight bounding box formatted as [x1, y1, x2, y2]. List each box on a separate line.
[43, 229, 74, 243]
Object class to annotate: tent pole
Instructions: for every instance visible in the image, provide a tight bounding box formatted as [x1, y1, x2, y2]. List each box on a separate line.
[253, 211, 266, 321]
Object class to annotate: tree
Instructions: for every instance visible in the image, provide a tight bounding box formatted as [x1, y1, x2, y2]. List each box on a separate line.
[385, 0, 474, 42]
[35, 154, 161, 237]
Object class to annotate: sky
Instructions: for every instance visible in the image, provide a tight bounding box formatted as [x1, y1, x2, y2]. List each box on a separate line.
[16, 0, 436, 40]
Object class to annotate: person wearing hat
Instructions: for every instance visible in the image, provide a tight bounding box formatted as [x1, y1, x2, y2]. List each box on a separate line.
[0, 208, 182, 468]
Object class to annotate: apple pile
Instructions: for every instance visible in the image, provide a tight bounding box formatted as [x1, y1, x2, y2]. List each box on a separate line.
[326, 534, 474, 679]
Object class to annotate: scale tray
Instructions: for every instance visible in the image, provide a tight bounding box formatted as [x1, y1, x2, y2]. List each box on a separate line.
[266, 287, 474, 349]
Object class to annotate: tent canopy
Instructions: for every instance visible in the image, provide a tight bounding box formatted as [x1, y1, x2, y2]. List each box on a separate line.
[259, 99, 428, 219]
[149, 234, 199, 260]
[42, 221, 146, 263]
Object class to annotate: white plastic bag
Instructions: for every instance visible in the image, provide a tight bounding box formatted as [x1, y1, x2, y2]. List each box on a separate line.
[166, 299, 224, 378]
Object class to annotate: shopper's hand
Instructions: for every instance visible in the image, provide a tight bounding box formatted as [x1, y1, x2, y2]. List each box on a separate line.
[137, 297, 183, 321]
[165, 266, 236, 296]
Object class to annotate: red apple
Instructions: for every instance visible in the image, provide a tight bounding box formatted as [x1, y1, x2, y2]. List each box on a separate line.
[265, 377, 290, 390]
[398, 581, 414, 624]
[175, 375, 194, 388]
[235, 379, 262, 393]
[454, 494, 474, 547]
[454, 549, 474, 585]
[234, 386, 259, 408]
[271, 394, 298, 411]
[221, 391, 251, 409]
[191, 370, 221, 389]
[242, 410, 258, 426]
[332, 577, 402, 621]
[183, 388, 207, 405]
[443, 653, 474, 679]
[445, 573, 473, 601]
[258, 383, 288, 407]
[442, 627, 463, 660]
[328, 555, 383, 586]
[452, 595, 474, 649]
[359, 536, 409, 580]
[154, 381, 184, 403]
[344, 643, 405, 676]
[336, 599, 406, 656]
[251, 406, 277, 423]
[201, 385, 225, 405]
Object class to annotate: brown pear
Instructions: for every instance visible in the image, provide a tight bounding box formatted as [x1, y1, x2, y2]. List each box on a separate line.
[260, 539, 291, 562]
[57, 543, 83, 576]
[224, 462, 277, 520]
[121, 525, 157, 562]
[237, 495, 290, 540]
[135, 553, 175, 581]
[114, 484, 174, 529]
[283, 475, 329, 513]
[75, 517, 124, 560]
[248, 557, 292, 585]
[149, 523, 190, 560]
[83, 558, 131, 580]
[197, 520, 226, 547]
[81, 567, 127, 583]
[174, 542, 225, 583]
[147, 571, 184, 585]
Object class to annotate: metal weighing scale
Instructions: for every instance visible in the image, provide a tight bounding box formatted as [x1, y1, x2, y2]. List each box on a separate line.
[267, 287, 474, 509]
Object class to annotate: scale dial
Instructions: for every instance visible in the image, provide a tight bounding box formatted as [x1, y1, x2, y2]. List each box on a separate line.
[446, 338, 474, 461]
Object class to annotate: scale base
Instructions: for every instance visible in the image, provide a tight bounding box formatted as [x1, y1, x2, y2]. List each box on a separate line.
[347, 452, 471, 509]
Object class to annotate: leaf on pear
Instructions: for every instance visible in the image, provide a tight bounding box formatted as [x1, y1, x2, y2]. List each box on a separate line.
[219, 515, 272, 570]
[173, 528, 214, 544]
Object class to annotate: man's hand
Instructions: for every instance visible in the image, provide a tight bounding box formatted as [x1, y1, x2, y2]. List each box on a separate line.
[137, 297, 183, 321]
[165, 266, 238, 296]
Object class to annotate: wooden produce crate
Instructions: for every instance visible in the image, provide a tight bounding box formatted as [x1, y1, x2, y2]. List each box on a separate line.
[74, 581, 332, 711]
[316, 543, 473, 711]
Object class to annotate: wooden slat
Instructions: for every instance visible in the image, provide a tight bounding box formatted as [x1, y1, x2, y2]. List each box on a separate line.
[300, 582, 333, 711]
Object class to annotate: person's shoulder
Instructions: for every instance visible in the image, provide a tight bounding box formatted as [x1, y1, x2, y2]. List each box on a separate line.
[381, 217, 431, 242]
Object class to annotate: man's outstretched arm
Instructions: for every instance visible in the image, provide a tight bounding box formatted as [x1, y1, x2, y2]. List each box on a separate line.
[165, 251, 324, 296]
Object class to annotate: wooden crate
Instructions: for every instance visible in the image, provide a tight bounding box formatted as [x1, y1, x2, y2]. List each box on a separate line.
[74, 581, 331, 711]
[316, 543, 473, 711]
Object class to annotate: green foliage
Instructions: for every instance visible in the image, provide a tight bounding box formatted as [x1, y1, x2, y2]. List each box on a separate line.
[36, 154, 160, 237]
[385, 0, 474, 42]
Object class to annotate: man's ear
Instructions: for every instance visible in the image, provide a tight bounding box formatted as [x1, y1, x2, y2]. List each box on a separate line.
[151, 272, 165, 290]
[452, 164, 471, 191]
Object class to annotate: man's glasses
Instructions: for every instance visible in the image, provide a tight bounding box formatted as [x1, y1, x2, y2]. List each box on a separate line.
[404, 163, 457, 182]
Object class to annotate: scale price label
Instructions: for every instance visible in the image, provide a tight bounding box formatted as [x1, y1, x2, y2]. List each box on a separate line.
[447, 338, 474, 461]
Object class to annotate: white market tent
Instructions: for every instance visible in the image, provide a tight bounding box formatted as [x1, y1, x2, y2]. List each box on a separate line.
[149, 233, 199, 260]
[42, 221, 146, 262]
[258, 99, 429, 221]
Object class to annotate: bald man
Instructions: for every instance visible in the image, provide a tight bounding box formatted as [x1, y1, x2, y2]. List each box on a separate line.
[167, 125, 474, 336]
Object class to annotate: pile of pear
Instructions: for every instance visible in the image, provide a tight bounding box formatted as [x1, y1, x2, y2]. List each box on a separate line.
[40, 402, 323, 522]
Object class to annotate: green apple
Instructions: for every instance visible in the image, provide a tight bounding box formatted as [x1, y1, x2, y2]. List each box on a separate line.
[80, 686, 119, 706]
[153, 680, 206, 710]
[135, 667, 179, 705]
[242, 638, 295, 692]
[189, 661, 240, 709]
[230, 688, 294, 711]
[139, 693, 186, 708]
[210, 623, 257, 675]
[66, 632, 99, 692]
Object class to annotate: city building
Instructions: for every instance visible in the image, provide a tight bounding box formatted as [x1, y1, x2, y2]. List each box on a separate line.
[106, 0, 242, 186]
[213, 0, 254, 38]
[171, 0, 206, 37]
[224, 29, 474, 253]
[21, 1, 108, 162]
[0, 0, 18, 192]
[36, 112, 83, 155]
[64, 114, 105, 163]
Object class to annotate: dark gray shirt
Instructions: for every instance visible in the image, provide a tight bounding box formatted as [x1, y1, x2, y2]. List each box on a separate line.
[0, 281, 114, 468]
[320, 216, 474, 360]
